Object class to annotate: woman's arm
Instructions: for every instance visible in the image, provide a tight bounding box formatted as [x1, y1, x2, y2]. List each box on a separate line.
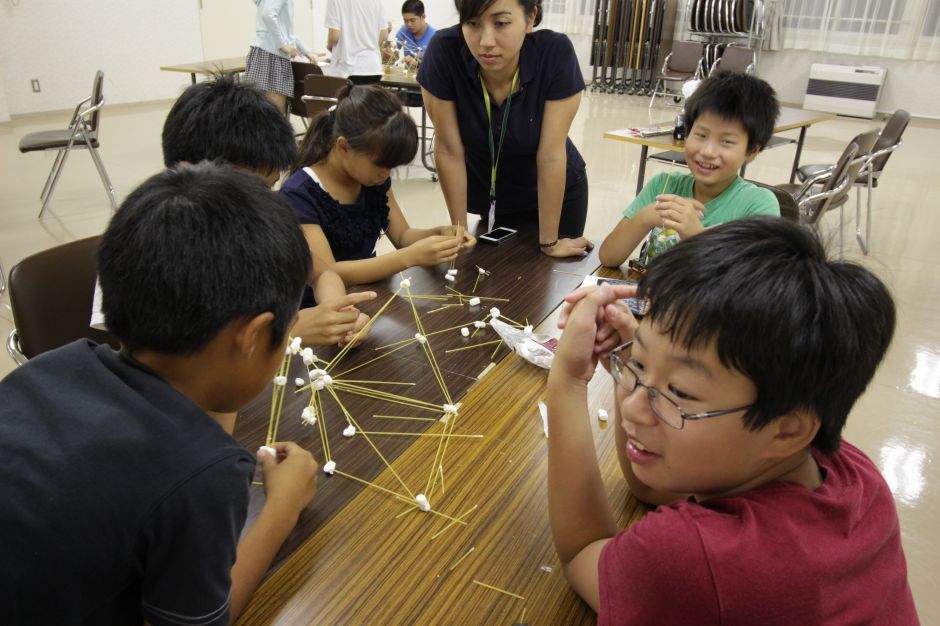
[422, 89, 469, 228]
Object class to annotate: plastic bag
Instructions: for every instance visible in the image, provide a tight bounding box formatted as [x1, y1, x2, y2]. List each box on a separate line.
[490, 318, 557, 370]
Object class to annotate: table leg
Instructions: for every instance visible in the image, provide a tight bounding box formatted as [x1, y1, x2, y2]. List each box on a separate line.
[421, 105, 436, 176]
[790, 126, 808, 184]
[190, 72, 197, 85]
[636, 145, 649, 196]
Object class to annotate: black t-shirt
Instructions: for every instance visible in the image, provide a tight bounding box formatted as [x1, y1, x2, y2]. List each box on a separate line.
[0, 340, 255, 625]
[418, 26, 587, 219]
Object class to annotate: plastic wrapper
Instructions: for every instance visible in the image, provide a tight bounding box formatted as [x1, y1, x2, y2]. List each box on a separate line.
[490, 319, 558, 370]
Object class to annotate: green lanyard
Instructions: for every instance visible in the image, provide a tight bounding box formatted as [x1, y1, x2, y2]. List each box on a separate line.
[480, 68, 520, 215]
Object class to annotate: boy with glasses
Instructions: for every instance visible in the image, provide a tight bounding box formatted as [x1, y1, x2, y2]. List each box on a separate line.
[547, 217, 917, 623]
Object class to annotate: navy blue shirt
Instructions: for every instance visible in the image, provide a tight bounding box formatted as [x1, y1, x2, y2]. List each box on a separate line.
[418, 26, 586, 220]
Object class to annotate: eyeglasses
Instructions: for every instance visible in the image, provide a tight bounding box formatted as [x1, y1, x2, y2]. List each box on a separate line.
[607, 341, 753, 430]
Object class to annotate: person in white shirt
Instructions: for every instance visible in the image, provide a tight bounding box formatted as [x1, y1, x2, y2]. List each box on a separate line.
[324, 0, 389, 84]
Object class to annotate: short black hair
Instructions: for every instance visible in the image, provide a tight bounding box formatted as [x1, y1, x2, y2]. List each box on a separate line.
[457, 0, 543, 26]
[295, 84, 417, 172]
[684, 70, 779, 153]
[637, 217, 895, 455]
[99, 162, 311, 355]
[161, 75, 297, 174]
[402, 0, 425, 15]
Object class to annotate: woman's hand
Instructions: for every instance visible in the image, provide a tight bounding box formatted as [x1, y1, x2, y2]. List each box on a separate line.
[541, 237, 594, 258]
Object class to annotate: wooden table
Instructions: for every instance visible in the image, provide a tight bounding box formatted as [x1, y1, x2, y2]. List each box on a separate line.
[605, 106, 837, 194]
[159, 56, 247, 85]
[233, 234, 649, 624]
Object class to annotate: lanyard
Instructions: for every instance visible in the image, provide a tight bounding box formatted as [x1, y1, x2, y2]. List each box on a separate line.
[480, 68, 520, 209]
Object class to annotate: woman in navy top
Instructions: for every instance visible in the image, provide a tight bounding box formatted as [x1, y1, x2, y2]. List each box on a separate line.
[418, 0, 592, 258]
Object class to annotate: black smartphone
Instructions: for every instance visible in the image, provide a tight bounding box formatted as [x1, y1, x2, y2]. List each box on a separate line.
[479, 227, 518, 245]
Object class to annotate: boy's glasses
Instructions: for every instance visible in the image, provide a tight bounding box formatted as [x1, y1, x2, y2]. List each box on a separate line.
[607, 342, 754, 430]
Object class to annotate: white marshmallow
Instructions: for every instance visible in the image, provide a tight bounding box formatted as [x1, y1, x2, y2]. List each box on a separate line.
[489, 307, 501, 319]
[478, 266, 487, 274]
[415, 494, 431, 512]
[474, 320, 486, 329]
[524, 325, 534, 335]
[322, 375, 333, 386]
[414, 333, 427, 344]
[300, 408, 317, 426]
[302, 355, 314, 366]
[460, 327, 470, 337]
[258, 445, 277, 459]
[290, 337, 302, 354]
[294, 377, 305, 387]
[447, 268, 458, 276]
[312, 379, 326, 391]
[323, 460, 336, 475]
[442, 403, 458, 415]
[399, 278, 412, 289]
[597, 409, 609, 422]
[468, 297, 481, 306]
[444, 274, 456, 282]
[273, 376, 287, 386]
[342, 424, 356, 437]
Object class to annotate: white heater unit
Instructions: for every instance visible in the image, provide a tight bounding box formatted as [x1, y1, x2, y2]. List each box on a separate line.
[803, 64, 886, 119]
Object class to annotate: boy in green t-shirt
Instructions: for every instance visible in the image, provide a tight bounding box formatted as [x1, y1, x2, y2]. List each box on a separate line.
[599, 71, 781, 267]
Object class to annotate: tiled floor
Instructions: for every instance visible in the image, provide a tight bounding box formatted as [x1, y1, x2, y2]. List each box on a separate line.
[1, 93, 936, 622]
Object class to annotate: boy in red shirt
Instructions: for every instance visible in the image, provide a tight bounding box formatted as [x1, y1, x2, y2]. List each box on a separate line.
[548, 217, 918, 624]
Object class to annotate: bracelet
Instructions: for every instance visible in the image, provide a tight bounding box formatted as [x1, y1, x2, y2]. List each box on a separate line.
[539, 239, 558, 249]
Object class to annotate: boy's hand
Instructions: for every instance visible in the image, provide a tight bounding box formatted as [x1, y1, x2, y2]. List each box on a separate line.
[405, 235, 461, 266]
[654, 194, 706, 238]
[541, 237, 594, 258]
[339, 312, 371, 347]
[553, 285, 622, 384]
[257, 442, 318, 519]
[557, 284, 639, 365]
[293, 291, 377, 346]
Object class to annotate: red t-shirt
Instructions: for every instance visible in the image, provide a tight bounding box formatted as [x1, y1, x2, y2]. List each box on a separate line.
[598, 441, 918, 625]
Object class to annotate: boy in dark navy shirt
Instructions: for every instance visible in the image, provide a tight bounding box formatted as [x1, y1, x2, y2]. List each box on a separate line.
[0, 163, 318, 625]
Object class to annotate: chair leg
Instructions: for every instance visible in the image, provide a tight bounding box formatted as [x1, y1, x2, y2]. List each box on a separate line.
[648, 80, 662, 108]
[856, 173, 873, 255]
[84, 129, 117, 211]
[39, 149, 68, 202]
[0, 255, 6, 297]
[38, 144, 75, 219]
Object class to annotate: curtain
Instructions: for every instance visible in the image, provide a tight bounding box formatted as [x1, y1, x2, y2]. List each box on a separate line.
[540, 0, 595, 35]
[780, 0, 940, 61]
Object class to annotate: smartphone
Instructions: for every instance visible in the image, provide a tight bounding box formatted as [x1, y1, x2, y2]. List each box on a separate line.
[479, 227, 517, 245]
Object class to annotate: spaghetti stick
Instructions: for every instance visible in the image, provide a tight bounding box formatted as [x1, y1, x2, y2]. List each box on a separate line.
[662, 171, 671, 194]
[331, 341, 413, 379]
[471, 273, 482, 294]
[375, 414, 438, 422]
[334, 470, 413, 506]
[552, 269, 583, 277]
[438, 464, 445, 495]
[429, 504, 478, 540]
[375, 323, 468, 350]
[445, 340, 501, 354]
[333, 379, 415, 386]
[332, 382, 444, 411]
[472, 580, 525, 601]
[489, 341, 502, 361]
[449, 547, 475, 571]
[356, 431, 483, 439]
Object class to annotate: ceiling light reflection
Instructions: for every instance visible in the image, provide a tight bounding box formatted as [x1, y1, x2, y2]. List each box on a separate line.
[909, 350, 940, 399]
[879, 441, 926, 507]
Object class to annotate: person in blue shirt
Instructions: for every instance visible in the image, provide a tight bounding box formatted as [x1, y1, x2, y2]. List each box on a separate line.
[395, 0, 437, 65]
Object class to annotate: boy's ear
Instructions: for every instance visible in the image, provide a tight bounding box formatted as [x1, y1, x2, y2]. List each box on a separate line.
[744, 145, 762, 164]
[765, 409, 820, 459]
[234, 312, 276, 359]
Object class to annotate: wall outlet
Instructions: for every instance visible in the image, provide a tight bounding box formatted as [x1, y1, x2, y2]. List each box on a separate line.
[31, 79, 41, 93]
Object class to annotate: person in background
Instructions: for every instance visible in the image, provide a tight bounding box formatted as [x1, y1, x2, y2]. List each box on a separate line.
[395, 0, 437, 66]
[325, 0, 388, 85]
[245, 0, 318, 112]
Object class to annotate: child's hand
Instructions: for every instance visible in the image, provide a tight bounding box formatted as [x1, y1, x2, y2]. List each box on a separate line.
[257, 442, 318, 519]
[553, 285, 618, 384]
[339, 312, 371, 347]
[654, 194, 706, 238]
[557, 283, 639, 368]
[405, 235, 461, 266]
[293, 291, 376, 346]
[437, 225, 477, 250]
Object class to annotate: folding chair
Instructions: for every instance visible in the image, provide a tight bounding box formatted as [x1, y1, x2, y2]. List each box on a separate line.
[18, 71, 116, 219]
[710, 45, 755, 74]
[289, 61, 325, 129]
[649, 41, 704, 108]
[301, 75, 351, 118]
[7, 236, 119, 366]
[795, 109, 910, 254]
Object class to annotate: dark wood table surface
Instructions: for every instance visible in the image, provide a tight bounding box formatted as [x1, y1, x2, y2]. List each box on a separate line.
[233, 234, 651, 624]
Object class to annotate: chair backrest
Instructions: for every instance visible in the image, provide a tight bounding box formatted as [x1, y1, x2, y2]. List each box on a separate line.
[289, 62, 324, 118]
[800, 129, 879, 224]
[667, 41, 704, 74]
[87, 70, 105, 133]
[714, 45, 754, 74]
[869, 108, 910, 176]
[749, 180, 800, 223]
[8, 236, 120, 360]
[303, 75, 351, 118]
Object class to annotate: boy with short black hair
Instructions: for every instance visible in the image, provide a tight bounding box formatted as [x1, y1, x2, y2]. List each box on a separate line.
[549, 217, 918, 623]
[1, 163, 318, 624]
[396, 0, 436, 64]
[599, 70, 782, 267]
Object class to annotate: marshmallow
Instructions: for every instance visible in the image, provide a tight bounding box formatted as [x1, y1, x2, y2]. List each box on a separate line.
[302, 355, 315, 366]
[295, 377, 306, 387]
[524, 325, 534, 335]
[597, 409, 609, 422]
[290, 336, 302, 354]
[312, 379, 326, 391]
[258, 445, 277, 459]
[414, 333, 427, 344]
[415, 494, 431, 512]
[300, 408, 318, 426]
[323, 460, 336, 475]
[489, 307, 501, 319]
[478, 266, 487, 274]
[284, 345, 292, 355]
[447, 268, 458, 276]
[474, 320, 486, 329]
[460, 327, 470, 337]
[399, 278, 411, 289]
[342, 424, 356, 437]
[322, 375, 333, 386]
[274, 376, 287, 386]
[468, 297, 481, 306]
[444, 274, 456, 282]
[442, 403, 458, 415]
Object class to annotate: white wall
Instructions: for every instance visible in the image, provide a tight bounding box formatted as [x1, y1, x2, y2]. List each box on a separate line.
[0, 0, 203, 117]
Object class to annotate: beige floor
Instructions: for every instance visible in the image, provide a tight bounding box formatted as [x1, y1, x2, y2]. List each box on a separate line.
[1, 94, 937, 622]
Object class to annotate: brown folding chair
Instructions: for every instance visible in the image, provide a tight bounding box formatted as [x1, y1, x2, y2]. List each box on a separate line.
[301, 75, 351, 118]
[18, 71, 116, 219]
[289, 61, 325, 127]
[649, 41, 704, 108]
[748, 180, 801, 223]
[7, 236, 119, 366]
[711, 45, 755, 74]
[796, 109, 910, 254]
